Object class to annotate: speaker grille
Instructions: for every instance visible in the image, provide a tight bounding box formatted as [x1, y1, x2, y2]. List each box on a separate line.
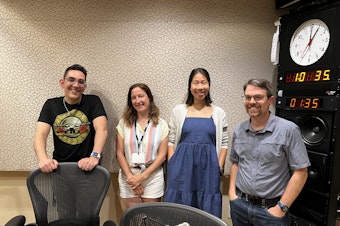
[301, 116, 328, 146]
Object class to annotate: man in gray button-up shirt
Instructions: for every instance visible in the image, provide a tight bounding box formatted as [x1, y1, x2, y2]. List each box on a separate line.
[228, 79, 310, 226]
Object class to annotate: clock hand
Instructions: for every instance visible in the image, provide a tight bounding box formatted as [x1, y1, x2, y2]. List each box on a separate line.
[300, 27, 313, 60]
[310, 26, 320, 42]
[300, 25, 320, 60]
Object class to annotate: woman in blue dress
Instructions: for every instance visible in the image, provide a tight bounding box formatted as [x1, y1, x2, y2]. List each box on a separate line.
[165, 68, 229, 218]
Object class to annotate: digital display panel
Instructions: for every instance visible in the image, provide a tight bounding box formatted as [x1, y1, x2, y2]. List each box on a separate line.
[286, 97, 323, 109]
[284, 69, 331, 83]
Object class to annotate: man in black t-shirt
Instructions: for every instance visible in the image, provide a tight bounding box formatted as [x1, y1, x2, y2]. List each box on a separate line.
[33, 64, 108, 173]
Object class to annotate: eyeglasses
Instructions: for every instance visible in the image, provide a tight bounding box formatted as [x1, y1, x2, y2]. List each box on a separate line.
[64, 77, 87, 86]
[192, 81, 209, 86]
[242, 95, 266, 102]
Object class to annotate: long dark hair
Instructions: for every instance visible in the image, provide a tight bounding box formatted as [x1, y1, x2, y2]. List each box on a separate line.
[185, 68, 212, 105]
[123, 83, 160, 127]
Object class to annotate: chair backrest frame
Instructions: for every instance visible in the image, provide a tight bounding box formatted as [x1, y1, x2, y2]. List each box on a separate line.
[27, 162, 111, 226]
[120, 202, 229, 226]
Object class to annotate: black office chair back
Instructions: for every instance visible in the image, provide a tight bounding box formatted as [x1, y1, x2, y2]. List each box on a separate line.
[120, 202, 229, 226]
[27, 162, 111, 226]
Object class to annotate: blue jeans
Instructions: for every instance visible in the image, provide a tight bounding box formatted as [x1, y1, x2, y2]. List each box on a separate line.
[230, 197, 290, 226]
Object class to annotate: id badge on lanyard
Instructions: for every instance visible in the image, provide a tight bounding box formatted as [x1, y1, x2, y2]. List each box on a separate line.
[131, 120, 149, 164]
[131, 152, 145, 164]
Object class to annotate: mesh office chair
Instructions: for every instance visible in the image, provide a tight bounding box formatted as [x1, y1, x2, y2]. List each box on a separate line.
[4, 215, 26, 226]
[27, 162, 115, 226]
[120, 202, 229, 226]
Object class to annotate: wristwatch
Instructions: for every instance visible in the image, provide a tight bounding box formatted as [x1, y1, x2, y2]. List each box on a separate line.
[90, 152, 101, 159]
[277, 201, 289, 213]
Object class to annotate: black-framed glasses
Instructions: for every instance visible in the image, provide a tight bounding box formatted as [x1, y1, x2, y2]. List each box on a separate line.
[64, 77, 87, 86]
[242, 95, 266, 102]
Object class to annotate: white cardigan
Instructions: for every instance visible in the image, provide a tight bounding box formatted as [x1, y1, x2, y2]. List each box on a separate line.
[168, 104, 229, 158]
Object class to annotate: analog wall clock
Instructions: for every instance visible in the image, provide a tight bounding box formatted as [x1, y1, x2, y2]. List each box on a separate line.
[289, 19, 330, 66]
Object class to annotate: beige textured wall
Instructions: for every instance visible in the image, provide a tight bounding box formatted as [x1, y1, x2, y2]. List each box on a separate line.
[0, 0, 288, 225]
[0, 0, 284, 172]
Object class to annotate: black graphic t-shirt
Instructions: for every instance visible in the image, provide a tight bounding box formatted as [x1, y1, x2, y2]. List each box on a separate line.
[37, 94, 107, 162]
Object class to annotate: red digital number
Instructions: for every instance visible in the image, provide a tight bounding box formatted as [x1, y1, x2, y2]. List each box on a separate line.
[312, 98, 319, 108]
[285, 69, 330, 83]
[289, 98, 319, 109]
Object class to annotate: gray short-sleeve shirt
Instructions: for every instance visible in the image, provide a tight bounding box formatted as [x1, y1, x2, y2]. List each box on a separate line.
[230, 113, 311, 198]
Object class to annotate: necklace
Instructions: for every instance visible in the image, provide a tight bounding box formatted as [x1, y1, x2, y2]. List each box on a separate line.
[63, 97, 81, 112]
[63, 98, 70, 112]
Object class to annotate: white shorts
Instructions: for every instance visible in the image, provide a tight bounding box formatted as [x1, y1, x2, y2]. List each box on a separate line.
[118, 167, 164, 199]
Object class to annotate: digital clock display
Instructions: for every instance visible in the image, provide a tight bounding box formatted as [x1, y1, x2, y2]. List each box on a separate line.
[284, 69, 331, 83]
[286, 97, 323, 109]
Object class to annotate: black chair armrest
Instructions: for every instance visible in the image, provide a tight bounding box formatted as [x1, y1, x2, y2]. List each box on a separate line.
[4, 215, 26, 226]
[103, 220, 116, 226]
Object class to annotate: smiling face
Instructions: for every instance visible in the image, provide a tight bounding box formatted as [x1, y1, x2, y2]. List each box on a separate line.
[60, 69, 87, 104]
[130, 86, 150, 115]
[243, 85, 274, 119]
[190, 72, 210, 103]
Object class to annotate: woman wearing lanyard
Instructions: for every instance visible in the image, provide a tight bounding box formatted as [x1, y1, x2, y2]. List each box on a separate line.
[116, 83, 169, 209]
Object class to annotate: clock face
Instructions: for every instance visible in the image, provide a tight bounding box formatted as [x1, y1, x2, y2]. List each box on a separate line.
[289, 19, 330, 66]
